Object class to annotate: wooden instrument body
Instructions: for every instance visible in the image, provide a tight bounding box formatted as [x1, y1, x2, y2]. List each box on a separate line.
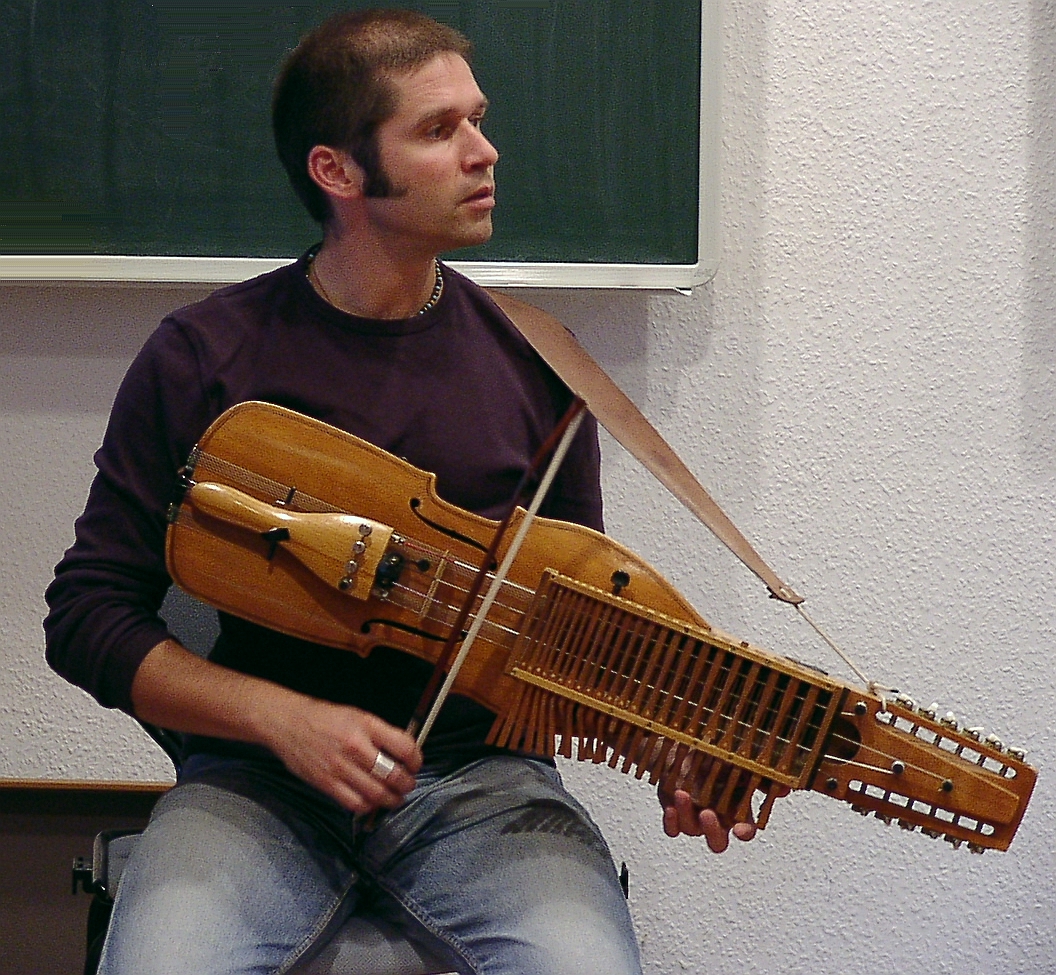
[166, 402, 1036, 852]
[166, 401, 707, 720]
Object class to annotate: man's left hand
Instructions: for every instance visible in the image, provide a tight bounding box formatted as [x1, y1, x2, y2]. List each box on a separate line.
[660, 787, 758, 853]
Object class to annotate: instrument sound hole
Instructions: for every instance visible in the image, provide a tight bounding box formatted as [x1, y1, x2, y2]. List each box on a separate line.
[360, 618, 446, 642]
[409, 498, 488, 553]
[824, 715, 861, 763]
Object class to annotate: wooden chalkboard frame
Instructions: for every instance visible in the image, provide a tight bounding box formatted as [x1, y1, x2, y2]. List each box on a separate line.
[1, 2, 719, 289]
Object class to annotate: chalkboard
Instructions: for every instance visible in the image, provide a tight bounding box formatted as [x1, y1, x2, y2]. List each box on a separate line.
[1, 1, 718, 287]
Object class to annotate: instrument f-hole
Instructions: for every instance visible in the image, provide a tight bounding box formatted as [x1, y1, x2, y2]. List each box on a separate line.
[409, 497, 488, 553]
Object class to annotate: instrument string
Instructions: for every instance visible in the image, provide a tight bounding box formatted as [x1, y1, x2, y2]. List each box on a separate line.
[414, 568, 532, 625]
[509, 677, 1000, 807]
[495, 602, 1009, 798]
[188, 452, 1001, 796]
[383, 579, 525, 644]
[416, 404, 588, 745]
[794, 603, 900, 707]
[383, 550, 534, 640]
[189, 451, 538, 640]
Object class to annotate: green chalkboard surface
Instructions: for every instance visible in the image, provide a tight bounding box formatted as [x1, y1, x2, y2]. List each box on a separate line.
[2, 1, 713, 283]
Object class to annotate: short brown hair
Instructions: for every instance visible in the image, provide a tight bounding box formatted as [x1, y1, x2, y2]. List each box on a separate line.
[272, 8, 473, 223]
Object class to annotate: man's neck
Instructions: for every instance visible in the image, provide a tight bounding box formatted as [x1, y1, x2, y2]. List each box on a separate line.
[309, 233, 441, 320]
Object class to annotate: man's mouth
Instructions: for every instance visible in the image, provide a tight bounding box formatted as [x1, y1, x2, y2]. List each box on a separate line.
[463, 185, 495, 205]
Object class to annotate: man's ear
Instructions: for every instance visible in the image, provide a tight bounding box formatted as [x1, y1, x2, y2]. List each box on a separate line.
[306, 145, 365, 204]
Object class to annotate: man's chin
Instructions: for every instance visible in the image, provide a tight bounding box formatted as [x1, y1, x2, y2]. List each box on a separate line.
[444, 220, 494, 253]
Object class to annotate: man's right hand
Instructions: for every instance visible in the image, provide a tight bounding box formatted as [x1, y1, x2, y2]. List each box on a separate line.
[265, 696, 422, 814]
[130, 639, 423, 814]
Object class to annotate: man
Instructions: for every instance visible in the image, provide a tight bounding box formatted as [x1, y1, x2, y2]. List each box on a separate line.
[45, 10, 755, 974]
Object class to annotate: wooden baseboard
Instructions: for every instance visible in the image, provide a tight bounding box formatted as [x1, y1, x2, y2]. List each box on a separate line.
[0, 779, 171, 816]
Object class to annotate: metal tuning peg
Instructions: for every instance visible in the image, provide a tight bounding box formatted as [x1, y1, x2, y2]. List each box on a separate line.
[352, 522, 372, 555]
[338, 523, 376, 592]
[984, 733, 1005, 752]
[939, 711, 959, 731]
[894, 694, 917, 711]
[967, 843, 986, 855]
[920, 703, 938, 720]
[898, 819, 916, 832]
[944, 835, 963, 850]
[921, 827, 942, 839]
[964, 726, 984, 741]
[1007, 746, 1027, 761]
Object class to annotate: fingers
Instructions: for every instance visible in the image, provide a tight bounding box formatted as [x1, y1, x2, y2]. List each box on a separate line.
[360, 746, 414, 800]
[270, 699, 423, 815]
[731, 820, 758, 843]
[333, 749, 412, 815]
[697, 808, 731, 854]
[329, 713, 421, 813]
[368, 712, 423, 775]
[663, 791, 729, 852]
[663, 790, 702, 837]
[661, 789, 758, 853]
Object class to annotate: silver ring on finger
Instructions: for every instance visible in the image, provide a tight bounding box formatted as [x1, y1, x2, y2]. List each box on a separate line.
[370, 749, 398, 782]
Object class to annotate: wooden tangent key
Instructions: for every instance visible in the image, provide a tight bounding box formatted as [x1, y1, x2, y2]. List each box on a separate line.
[166, 402, 1036, 853]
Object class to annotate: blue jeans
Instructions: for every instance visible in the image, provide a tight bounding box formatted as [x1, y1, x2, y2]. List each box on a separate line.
[98, 753, 642, 975]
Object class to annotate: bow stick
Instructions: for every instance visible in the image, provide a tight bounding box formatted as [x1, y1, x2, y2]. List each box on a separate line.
[409, 398, 588, 746]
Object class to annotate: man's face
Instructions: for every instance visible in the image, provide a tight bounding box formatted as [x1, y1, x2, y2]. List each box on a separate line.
[364, 53, 498, 255]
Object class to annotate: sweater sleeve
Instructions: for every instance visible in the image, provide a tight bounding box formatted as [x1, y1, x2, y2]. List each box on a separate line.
[44, 319, 217, 712]
[542, 410, 604, 533]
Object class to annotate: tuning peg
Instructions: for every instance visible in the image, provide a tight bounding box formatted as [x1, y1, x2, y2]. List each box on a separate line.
[895, 694, 917, 711]
[964, 726, 984, 741]
[968, 843, 986, 855]
[921, 827, 942, 839]
[875, 812, 892, 825]
[940, 712, 959, 731]
[898, 819, 916, 832]
[984, 733, 1005, 752]
[920, 703, 938, 720]
[1007, 746, 1027, 761]
[944, 835, 963, 850]
[851, 804, 869, 816]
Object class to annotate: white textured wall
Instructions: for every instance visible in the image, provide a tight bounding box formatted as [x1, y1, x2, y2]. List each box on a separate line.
[1, 1, 1053, 972]
[541, 2, 1055, 972]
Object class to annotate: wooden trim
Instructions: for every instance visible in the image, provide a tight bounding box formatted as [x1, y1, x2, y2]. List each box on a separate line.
[0, 779, 171, 793]
[0, 781, 171, 798]
[0, 780, 172, 817]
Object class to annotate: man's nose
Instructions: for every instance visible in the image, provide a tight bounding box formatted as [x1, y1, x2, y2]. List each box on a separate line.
[464, 124, 499, 169]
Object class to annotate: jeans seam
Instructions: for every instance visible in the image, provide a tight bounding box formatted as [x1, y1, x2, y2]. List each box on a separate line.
[360, 870, 480, 975]
[273, 871, 360, 975]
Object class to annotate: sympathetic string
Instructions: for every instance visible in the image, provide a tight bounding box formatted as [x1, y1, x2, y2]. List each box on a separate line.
[176, 466, 1017, 797]
[165, 402, 1035, 852]
[181, 453, 1021, 834]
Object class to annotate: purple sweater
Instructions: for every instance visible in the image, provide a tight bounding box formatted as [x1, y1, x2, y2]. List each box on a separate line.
[44, 254, 602, 763]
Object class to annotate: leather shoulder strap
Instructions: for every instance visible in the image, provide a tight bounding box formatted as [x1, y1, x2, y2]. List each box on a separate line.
[487, 289, 802, 604]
